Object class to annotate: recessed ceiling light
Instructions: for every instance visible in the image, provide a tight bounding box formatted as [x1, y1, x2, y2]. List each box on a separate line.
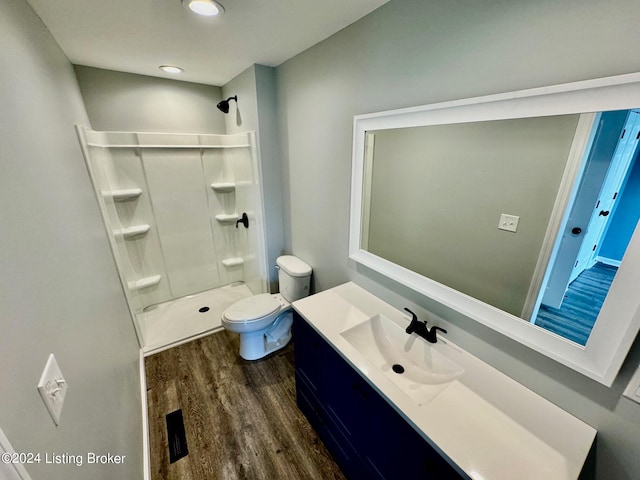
[182, 0, 225, 16]
[159, 65, 184, 74]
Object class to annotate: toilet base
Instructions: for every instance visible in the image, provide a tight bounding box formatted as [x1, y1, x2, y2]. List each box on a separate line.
[238, 311, 293, 360]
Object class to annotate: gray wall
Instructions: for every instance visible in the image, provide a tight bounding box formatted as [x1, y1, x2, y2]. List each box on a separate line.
[367, 116, 579, 316]
[0, 1, 142, 478]
[276, 0, 640, 478]
[75, 66, 227, 134]
[222, 65, 285, 291]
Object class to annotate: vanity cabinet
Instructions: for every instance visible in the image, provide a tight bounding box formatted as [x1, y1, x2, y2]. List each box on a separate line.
[293, 312, 464, 480]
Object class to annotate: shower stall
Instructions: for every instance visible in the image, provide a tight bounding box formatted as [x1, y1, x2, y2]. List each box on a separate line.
[77, 127, 268, 353]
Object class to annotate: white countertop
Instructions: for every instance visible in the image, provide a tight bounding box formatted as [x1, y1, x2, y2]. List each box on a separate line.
[292, 282, 596, 480]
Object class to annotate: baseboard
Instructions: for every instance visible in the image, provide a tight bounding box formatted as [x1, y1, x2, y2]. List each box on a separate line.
[140, 349, 151, 480]
[595, 255, 621, 267]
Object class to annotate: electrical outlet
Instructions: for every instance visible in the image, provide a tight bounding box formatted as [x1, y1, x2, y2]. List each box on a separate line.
[498, 213, 520, 232]
[37, 354, 68, 426]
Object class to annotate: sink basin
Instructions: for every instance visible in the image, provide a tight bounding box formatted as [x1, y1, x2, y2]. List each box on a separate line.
[340, 314, 464, 404]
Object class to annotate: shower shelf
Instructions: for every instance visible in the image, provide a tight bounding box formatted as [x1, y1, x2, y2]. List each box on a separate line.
[210, 182, 236, 193]
[215, 213, 239, 223]
[114, 224, 151, 239]
[127, 275, 161, 291]
[108, 188, 143, 201]
[222, 258, 244, 268]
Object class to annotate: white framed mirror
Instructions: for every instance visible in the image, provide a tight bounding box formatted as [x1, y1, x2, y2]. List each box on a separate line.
[349, 73, 640, 386]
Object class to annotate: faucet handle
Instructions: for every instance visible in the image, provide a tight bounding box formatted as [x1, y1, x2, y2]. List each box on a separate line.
[429, 326, 447, 336]
[420, 325, 446, 343]
[404, 307, 428, 335]
[404, 307, 418, 322]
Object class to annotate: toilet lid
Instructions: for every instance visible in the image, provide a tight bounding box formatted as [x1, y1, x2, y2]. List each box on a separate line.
[223, 294, 281, 322]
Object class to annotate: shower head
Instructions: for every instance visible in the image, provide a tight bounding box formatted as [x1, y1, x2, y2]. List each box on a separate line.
[217, 95, 237, 114]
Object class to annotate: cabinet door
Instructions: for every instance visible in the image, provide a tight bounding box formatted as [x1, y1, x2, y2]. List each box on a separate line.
[364, 389, 423, 479]
[293, 312, 326, 398]
[364, 389, 463, 479]
[293, 314, 365, 478]
[323, 340, 368, 449]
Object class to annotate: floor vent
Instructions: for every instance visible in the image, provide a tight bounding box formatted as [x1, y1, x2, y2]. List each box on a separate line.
[166, 409, 188, 463]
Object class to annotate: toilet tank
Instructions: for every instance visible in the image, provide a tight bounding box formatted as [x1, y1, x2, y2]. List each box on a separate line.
[277, 255, 312, 302]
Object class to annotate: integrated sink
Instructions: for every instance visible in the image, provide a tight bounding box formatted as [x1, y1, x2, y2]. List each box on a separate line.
[340, 314, 464, 404]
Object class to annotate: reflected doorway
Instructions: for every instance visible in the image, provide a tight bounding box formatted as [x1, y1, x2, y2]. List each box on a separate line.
[533, 110, 640, 344]
[535, 262, 617, 344]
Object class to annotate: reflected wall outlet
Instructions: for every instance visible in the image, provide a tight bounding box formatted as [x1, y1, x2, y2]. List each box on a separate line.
[37, 354, 68, 426]
[498, 213, 520, 232]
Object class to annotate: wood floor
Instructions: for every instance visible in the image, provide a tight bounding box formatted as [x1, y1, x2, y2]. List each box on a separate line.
[145, 329, 346, 480]
[534, 262, 617, 345]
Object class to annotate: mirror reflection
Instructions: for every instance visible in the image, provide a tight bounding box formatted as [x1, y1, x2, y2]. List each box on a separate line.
[362, 110, 640, 345]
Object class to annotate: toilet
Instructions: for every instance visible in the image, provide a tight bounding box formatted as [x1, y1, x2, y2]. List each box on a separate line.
[221, 255, 312, 360]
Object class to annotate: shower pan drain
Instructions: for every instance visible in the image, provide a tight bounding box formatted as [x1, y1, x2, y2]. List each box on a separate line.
[198, 306, 210, 313]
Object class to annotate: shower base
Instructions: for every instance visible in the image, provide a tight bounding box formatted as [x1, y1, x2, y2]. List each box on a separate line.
[139, 282, 253, 355]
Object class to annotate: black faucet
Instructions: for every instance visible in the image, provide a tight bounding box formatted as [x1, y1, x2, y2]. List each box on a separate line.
[404, 308, 447, 344]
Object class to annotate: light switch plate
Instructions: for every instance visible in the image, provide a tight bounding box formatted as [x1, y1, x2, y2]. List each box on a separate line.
[37, 354, 68, 426]
[623, 362, 640, 405]
[498, 213, 520, 232]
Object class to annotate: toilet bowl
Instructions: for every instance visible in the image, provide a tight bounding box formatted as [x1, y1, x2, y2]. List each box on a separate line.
[222, 255, 312, 360]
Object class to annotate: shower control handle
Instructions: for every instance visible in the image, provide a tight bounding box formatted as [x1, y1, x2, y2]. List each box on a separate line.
[236, 212, 249, 229]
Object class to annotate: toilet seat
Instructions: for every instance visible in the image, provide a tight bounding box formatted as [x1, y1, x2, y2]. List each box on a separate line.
[223, 293, 281, 323]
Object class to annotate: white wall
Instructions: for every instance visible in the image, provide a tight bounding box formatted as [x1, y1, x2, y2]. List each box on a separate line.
[276, 0, 640, 478]
[0, 1, 142, 478]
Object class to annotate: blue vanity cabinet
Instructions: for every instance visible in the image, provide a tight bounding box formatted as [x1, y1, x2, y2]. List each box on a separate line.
[363, 386, 464, 479]
[293, 312, 365, 479]
[293, 310, 326, 397]
[293, 312, 465, 480]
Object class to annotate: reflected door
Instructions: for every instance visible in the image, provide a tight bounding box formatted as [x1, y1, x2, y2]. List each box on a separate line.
[541, 111, 628, 308]
[572, 111, 640, 281]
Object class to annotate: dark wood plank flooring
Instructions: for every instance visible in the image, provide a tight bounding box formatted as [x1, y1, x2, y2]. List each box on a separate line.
[534, 262, 617, 345]
[145, 330, 346, 480]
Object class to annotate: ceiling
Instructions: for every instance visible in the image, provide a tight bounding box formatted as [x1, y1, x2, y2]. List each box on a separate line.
[27, 0, 389, 86]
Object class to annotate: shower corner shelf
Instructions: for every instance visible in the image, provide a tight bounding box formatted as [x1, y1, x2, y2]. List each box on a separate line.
[107, 188, 143, 202]
[215, 213, 239, 223]
[222, 257, 244, 268]
[210, 182, 236, 193]
[128, 275, 161, 291]
[114, 224, 151, 239]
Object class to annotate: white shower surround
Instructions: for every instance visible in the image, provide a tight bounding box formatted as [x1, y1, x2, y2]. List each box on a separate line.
[76, 127, 269, 347]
